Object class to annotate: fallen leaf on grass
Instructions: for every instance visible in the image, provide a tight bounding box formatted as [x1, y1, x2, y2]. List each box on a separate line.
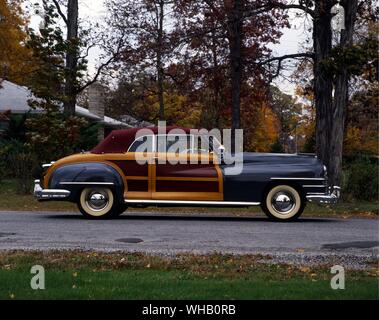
[300, 267, 311, 273]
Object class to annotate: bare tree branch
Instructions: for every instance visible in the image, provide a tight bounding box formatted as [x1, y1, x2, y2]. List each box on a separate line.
[78, 43, 96, 60]
[259, 52, 314, 79]
[273, 2, 315, 17]
[76, 57, 115, 93]
[52, 0, 68, 25]
[240, 1, 316, 20]
[260, 52, 314, 65]
[76, 36, 125, 93]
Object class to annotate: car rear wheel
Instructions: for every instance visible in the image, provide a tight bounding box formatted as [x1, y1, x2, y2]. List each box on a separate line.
[262, 185, 305, 221]
[78, 187, 118, 219]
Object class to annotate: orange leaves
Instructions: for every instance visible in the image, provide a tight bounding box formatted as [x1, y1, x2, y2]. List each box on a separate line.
[243, 102, 279, 152]
[344, 127, 379, 156]
[0, 0, 35, 85]
[132, 91, 202, 128]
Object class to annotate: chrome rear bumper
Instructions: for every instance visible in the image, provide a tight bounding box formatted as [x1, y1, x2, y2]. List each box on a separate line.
[306, 186, 341, 204]
[33, 180, 70, 200]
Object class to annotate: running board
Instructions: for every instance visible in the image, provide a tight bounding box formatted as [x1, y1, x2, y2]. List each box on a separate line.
[124, 199, 260, 206]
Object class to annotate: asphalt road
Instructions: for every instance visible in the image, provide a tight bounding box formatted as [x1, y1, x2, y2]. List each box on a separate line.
[0, 211, 378, 264]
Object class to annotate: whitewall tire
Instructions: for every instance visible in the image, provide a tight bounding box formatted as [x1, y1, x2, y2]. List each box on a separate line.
[78, 187, 116, 219]
[262, 185, 305, 221]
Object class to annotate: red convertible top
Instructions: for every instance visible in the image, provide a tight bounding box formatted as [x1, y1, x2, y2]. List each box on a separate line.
[91, 126, 191, 154]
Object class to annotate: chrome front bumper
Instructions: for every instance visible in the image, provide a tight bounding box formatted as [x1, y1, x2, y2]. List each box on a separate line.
[306, 186, 341, 204]
[33, 180, 70, 200]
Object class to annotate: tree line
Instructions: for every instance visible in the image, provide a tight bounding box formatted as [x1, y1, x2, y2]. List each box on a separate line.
[0, 0, 377, 187]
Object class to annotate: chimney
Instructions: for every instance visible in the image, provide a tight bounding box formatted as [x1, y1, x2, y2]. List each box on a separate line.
[88, 83, 105, 141]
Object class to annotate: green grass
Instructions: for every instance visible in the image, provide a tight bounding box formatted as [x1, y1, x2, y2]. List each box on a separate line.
[0, 179, 377, 217]
[0, 251, 378, 300]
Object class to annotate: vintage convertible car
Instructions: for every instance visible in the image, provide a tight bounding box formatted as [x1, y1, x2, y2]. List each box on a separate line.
[34, 127, 340, 221]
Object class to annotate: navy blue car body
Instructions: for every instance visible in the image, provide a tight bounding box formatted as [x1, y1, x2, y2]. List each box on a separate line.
[222, 153, 326, 202]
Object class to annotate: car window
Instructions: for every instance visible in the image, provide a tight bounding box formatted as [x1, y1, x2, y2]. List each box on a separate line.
[157, 135, 193, 153]
[197, 135, 223, 153]
[128, 135, 154, 153]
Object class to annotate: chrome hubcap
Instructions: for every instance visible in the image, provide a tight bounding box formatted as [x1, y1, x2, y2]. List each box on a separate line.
[271, 191, 295, 214]
[86, 190, 109, 211]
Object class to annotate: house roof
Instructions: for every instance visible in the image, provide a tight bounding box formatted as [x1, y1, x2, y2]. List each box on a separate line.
[0, 80, 134, 129]
[0, 80, 42, 113]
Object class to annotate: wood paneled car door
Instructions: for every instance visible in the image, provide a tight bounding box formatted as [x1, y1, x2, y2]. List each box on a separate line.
[152, 134, 223, 201]
[118, 135, 154, 200]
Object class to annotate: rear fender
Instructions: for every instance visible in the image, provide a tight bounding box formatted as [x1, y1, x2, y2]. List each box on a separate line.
[48, 162, 124, 202]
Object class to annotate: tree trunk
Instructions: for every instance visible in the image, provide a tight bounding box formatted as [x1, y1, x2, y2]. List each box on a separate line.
[63, 0, 79, 116]
[157, 0, 165, 121]
[328, 0, 358, 186]
[313, 0, 334, 171]
[211, 29, 221, 128]
[227, 0, 243, 150]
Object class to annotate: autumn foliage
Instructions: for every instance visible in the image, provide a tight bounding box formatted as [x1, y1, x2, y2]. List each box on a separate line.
[0, 0, 35, 84]
[0, 0, 377, 158]
[105, 0, 291, 151]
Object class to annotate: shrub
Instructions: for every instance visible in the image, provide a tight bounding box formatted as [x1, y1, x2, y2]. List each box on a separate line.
[6, 113, 28, 142]
[0, 155, 7, 182]
[0, 138, 26, 181]
[270, 139, 284, 153]
[0, 111, 98, 190]
[79, 122, 102, 151]
[25, 110, 89, 163]
[0, 139, 41, 193]
[343, 158, 378, 201]
[7, 152, 39, 194]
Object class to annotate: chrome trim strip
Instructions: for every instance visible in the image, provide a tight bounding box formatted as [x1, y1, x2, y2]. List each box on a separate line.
[34, 180, 70, 200]
[306, 186, 340, 204]
[125, 199, 260, 206]
[302, 185, 326, 188]
[127, 134, 156, 153]
[59, 182, 115, 185]
[271, 177, 326, 181]
[42, 161, 55, 168]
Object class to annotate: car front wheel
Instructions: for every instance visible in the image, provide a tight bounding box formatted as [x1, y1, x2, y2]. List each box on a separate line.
[77, 187, 118, 219]
[262, 185, 305, 221]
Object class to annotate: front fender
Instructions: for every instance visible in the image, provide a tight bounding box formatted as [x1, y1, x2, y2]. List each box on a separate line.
[48, 162, 124, 202]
